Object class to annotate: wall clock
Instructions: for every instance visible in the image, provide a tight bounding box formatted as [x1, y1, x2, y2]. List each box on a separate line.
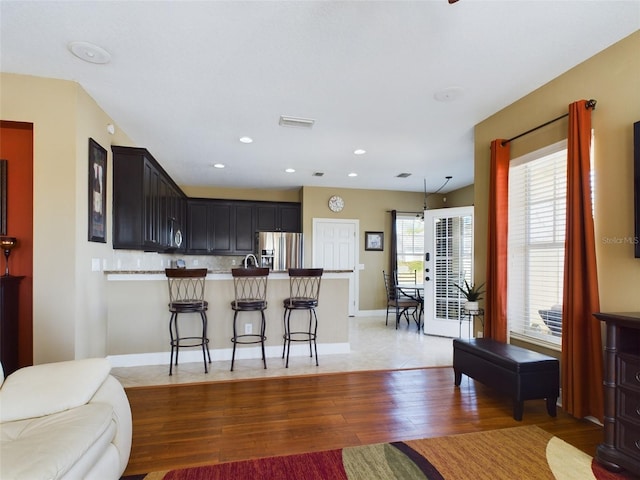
[328, 195, 344, 212]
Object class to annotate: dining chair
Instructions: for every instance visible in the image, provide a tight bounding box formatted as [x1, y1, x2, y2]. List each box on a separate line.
[383, 271, 421, 329]
[165, 268, 211, 375]
[394, 269, 424, 329]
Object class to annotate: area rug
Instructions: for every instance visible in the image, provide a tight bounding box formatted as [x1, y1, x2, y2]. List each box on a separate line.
[124, 425, 636, 480]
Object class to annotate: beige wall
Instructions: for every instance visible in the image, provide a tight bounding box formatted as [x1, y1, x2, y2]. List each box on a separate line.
[474, 31, 640, 314]
[1, 73, 133, 363]
[445, 184, 474, 207]
[301, 186, 447, 310]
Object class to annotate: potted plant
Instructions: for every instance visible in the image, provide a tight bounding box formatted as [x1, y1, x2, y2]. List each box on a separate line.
[454, 280, 485, 312]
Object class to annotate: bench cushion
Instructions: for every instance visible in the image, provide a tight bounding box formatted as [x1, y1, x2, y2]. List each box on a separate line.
[453, 338, 558, 373]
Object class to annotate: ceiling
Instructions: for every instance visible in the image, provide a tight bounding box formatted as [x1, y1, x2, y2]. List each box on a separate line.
[1, 1, 638, 194]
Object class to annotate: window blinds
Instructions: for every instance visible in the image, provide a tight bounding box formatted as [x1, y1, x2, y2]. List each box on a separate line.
[507, 140, 567, 346]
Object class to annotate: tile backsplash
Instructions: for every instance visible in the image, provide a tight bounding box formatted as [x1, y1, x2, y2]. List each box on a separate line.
[104, 250, 245, 272]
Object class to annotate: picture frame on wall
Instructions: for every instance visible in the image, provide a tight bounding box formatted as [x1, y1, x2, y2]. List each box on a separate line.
[88, 138, 107, 243]
[634, 120, 639, 258]
[365, 231, 384, 251]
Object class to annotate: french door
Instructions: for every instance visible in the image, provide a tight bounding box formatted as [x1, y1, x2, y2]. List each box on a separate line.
[423, 207, 474, 338]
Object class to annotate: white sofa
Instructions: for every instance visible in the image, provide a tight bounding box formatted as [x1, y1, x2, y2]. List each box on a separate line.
[0, 358, 132, 480]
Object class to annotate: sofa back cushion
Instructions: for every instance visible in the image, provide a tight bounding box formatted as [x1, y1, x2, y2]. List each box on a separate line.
[0, 358, 111, 423]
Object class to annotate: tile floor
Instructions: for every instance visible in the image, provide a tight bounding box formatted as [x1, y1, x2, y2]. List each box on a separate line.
[111, 315, 455, 388]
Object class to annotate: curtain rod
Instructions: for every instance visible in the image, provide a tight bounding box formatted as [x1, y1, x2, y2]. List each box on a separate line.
[386, 210, 422, 215]
[501, 99, 596, 147]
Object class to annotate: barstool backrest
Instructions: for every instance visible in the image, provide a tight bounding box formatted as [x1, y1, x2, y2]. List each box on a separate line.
[231, 268, 269, 305]
[165, 268, 208, 306]
[287, 268, 323, 302]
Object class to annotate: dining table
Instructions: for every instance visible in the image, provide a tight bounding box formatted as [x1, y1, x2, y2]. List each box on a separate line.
[397, 283, 424, 331]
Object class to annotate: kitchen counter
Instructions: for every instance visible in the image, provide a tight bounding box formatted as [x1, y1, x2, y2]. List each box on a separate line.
[104, 269, 353, 275]
[106, 270, 352, 368]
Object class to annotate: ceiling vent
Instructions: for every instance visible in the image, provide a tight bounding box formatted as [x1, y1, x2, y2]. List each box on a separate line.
[312, 172, 325, 177]
[396, 173, 412, 178]
[279, 115, 315, 129]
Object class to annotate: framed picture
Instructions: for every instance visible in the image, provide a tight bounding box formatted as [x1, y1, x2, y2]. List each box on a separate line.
[0, 159, 6, 236]
[88, 138, 107, 243]
[365, 231, 384, 251]
[635, 120, 640, 258]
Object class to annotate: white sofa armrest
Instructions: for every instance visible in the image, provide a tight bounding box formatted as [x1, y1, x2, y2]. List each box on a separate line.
[0, 358, 111, 423]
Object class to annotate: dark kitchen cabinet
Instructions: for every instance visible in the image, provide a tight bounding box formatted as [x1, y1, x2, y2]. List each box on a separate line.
[255, 202, 301, 232]
[187, 199, 254, 255]
[112, 146, 186, 251]
[234, 204, 255, 252]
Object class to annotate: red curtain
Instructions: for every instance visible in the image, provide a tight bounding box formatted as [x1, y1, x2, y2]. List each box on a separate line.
[485, 140, 510, 342]
[561, 100, 603, 421]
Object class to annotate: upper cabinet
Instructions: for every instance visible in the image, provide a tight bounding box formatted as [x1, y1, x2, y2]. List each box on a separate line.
[112, 146, 186, 252]
[113, 146, 301, 254]
[186, 199, 255, 255]
[255, 202, 301, 232]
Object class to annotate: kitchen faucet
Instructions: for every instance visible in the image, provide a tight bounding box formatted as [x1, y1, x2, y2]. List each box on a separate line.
[243, 253, 258, 268]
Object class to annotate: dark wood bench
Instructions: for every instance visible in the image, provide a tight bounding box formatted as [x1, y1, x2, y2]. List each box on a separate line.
[453, 338, 559, 421]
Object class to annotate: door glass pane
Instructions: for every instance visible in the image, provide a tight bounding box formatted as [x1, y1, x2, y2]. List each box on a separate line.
[434, 215, 473, 322]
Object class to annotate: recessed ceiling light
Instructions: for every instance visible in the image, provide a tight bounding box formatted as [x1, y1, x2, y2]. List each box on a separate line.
[348, 172, 358, 177]
[353, 149, 367, 155]
[68, 41, 111, 64]
[285, 168, 295, 173]
[239, 136, 253, 144]
[213, 163, 225, 169]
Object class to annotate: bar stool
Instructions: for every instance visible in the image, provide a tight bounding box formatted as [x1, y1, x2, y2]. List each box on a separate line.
[230, 268, 269, 371]
[282, 268, 323, 368]
[165, 268, 211, 376]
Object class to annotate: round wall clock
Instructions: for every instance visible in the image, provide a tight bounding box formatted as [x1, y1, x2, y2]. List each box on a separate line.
[328, 195, 345, 212]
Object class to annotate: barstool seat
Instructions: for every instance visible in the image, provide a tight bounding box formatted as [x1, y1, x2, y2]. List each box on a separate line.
[282, 268, 323, 368]
[230, 268, 269, 371]
[165, 268, 211, 376]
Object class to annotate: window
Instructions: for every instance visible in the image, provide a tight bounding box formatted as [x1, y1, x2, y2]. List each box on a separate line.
[396, 214, 424, 279]
[507, 140, 567, 348]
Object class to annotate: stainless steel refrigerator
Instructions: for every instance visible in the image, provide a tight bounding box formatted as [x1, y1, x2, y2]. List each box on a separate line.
[256, 232, 303, 270]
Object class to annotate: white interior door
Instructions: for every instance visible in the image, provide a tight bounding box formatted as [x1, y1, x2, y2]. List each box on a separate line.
[423, 207, 474, 338]
[312, 219, 358, 316]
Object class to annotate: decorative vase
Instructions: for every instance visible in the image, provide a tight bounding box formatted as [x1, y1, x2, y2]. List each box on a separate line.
[465, 301, 479, 312]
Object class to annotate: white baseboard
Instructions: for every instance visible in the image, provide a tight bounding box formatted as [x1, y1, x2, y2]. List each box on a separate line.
[107, 342, 351, 368]
[356, 309, 386, 316]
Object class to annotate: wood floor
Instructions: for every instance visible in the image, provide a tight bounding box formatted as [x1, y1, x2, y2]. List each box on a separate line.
[123, 366, 603, 476]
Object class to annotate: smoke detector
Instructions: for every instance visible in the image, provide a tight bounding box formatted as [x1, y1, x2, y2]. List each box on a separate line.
[68, 41, 111, 64]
